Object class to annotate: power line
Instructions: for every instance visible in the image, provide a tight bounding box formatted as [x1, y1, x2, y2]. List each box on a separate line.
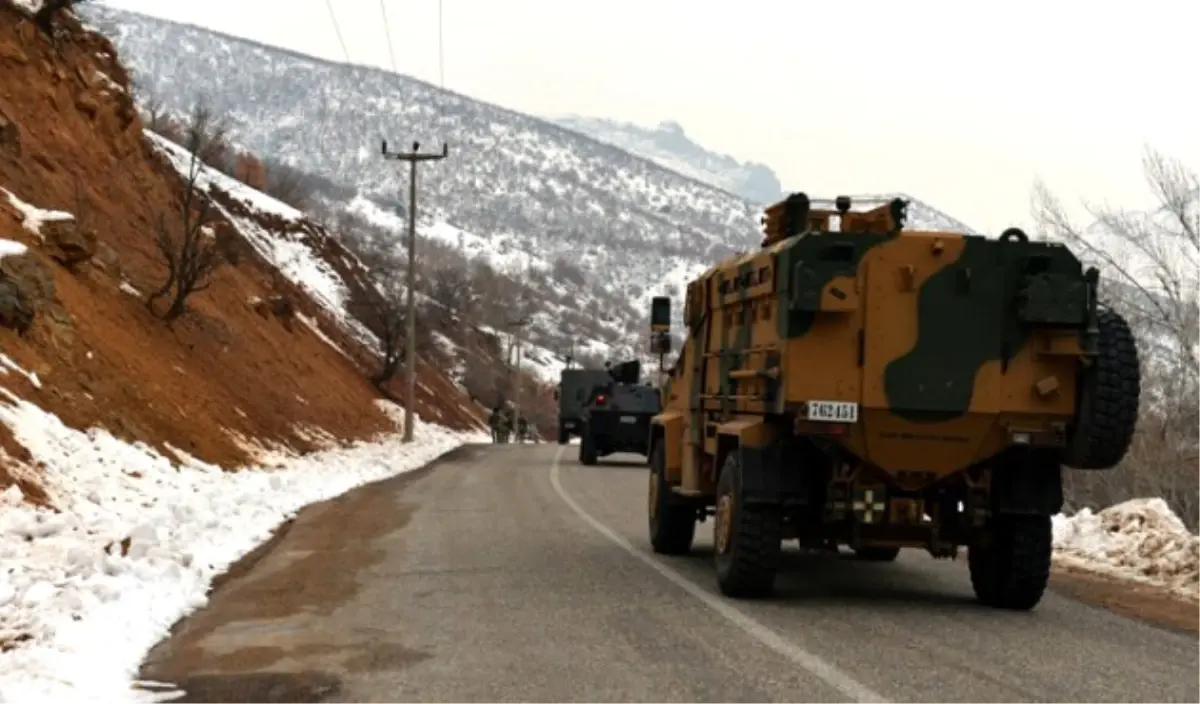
[323, 0, 350, 63]
[379, 0, 398, 73]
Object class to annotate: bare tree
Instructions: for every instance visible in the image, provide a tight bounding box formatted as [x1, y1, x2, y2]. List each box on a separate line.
[346, 235, 436, 389]
[261, 158, 318, 211]
[146, 101, 231, 323]
[1032, 145, 1199, 528]
[427, 265, 478, 325]
[139, 93, 172, 135]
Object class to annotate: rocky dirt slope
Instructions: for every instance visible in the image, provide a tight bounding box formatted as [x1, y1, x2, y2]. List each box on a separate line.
[0, 0, 485, 501]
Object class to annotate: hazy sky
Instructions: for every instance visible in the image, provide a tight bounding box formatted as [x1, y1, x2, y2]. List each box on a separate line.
[100, 0, 1197, 232]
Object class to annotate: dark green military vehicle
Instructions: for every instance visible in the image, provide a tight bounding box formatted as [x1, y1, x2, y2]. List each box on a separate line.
[578, 360, 662, 466]
[555, 368, 612, 444]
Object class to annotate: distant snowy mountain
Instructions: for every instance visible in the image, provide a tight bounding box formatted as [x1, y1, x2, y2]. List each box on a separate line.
[81, 4, 981, 378]
[552, 116, 785, 204]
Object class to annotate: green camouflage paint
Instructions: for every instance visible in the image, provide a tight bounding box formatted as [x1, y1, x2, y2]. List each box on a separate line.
[882, 237, 1089, 423]
[775, 232, 895, 340]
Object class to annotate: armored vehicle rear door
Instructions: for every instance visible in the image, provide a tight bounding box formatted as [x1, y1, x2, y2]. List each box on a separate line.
[858, 236, 1001, 473]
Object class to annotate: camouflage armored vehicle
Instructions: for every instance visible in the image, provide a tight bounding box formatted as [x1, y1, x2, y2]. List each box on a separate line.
[555, 368, 613, 444]
[645, 193, 1140, 610]
[578, 360, 662, 466]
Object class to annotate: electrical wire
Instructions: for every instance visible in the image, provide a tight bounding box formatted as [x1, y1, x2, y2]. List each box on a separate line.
[379, 0, 399, 73]
[323, 0, 351, 64]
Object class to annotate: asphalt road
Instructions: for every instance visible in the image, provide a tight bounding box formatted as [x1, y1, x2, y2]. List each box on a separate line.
[138, 443, 1199, 703]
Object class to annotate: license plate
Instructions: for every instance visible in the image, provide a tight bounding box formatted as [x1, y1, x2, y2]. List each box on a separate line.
[806, 400, 858, 423]
[620, 415, 637, 424]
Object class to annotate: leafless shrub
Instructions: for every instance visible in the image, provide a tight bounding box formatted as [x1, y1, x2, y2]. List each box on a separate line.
[347, 235, 438, 388]
[31, 0, 86, 38]
[1032, 145, 1199, 529]
[262, 158, 320, 211]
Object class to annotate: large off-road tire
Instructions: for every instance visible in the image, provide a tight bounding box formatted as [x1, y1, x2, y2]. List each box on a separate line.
[968, 514, 1052, 610]
[648, 443, 696, 555]
[579, 430, 598, 466]
[713, 451, 782, 598]
[1064, 308, 1141, 470]
[853, 546, 901, 562]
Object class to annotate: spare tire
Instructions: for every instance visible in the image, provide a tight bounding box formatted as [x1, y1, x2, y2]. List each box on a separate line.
[1064, 308, 1141, 470]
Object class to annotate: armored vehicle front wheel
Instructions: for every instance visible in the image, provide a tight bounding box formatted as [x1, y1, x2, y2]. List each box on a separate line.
[853, 546, 901, 562]
[968, 514, 1052, 610]
[579, 430, 598, 466]
[648, 443, 696, 554]
[713, 451, 782, 598]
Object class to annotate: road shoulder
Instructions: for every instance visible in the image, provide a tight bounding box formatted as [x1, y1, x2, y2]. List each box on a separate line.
[135, 447, 475, 702]
[1049, 567, 1198, 635]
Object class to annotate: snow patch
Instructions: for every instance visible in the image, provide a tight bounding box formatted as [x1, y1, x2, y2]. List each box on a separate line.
[0, 393, 471, 701]
[1, 189, 73, 239]
[0, 354, 41, 389]
[0, 239, 28, 260]
[9, 0, 42, 14]
[1052, 498, 1199, 599]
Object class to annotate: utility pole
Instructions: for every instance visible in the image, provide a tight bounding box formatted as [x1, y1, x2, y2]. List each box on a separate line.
[382, 139, 449, 442]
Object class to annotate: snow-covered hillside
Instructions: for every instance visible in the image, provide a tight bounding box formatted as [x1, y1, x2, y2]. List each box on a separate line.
[80, 5, 982, 380]
[552, 116, 784, 204]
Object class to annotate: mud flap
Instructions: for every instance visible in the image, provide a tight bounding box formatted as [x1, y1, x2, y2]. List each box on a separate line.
[737, 442, 806, 506]
[991, 455, 1063, 517]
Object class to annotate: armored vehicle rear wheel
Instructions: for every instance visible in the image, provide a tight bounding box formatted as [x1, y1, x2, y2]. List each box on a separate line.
[579, 430, 598, 466]
[648, 443, 696, 554]
[713, 451, 782, 598]
[1064, 308, 1141, 470]
[853, 546, 901, 562]
[968, 514, 1052, 610]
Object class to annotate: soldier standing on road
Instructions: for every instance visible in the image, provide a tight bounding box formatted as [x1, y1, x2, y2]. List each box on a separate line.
[488, 407, 502, 443]
[497, 409, 512, 443]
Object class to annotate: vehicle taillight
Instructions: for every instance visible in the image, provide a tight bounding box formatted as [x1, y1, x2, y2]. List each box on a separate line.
[596, 394, 606, 405]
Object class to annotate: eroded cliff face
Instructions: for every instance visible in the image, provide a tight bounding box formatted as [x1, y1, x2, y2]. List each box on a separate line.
[0, 1, 482, 499]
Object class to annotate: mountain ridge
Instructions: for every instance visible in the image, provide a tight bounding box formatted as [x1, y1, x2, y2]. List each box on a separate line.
[551, 114, 785, 204]
[80, 3, 985, 378]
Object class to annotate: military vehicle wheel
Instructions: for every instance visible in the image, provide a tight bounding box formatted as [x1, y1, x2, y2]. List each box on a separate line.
[579, 431, 598, 466]
[713, 451, 782, 598]
[853, 546, 901, 562]
[968, 514, 1052, 610]
[1064, 308, 1141, 470]
[648, 444, 696, 554]
[558, 427, 569, 445]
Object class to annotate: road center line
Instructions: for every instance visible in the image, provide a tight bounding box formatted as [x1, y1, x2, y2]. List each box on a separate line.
[548, 447, 890, 704]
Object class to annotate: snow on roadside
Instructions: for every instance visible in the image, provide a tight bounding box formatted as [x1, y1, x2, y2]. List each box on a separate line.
[0, 388, 471, 701]
[1052, 498, 1199, 600]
